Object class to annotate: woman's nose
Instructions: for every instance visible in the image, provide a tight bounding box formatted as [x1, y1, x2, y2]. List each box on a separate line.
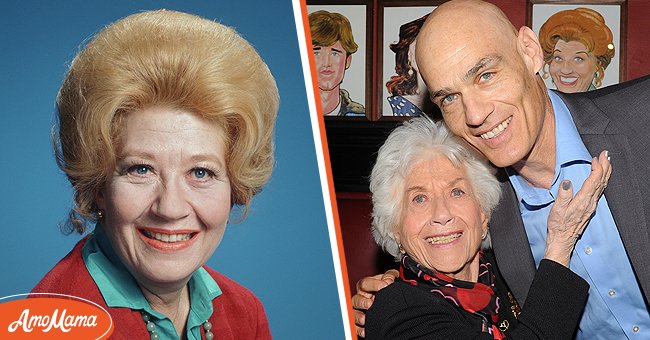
[429, 199, 453, 226]
[152, 179, 190, 220]
[560, 61, 573, 73]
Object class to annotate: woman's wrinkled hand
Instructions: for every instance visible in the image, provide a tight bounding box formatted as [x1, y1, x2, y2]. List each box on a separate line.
[545, 150, 612, 267]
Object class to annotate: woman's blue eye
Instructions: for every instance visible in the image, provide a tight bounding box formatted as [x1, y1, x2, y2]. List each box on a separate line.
[128, 165, 151, 176]
[194, 169, 207, 178]
[553, 56, 562, 62]
[413, 195, 427, 204]
[451, 188, 465, 197]
[192, 168, 214, 179]
[574, 57, 584, 62]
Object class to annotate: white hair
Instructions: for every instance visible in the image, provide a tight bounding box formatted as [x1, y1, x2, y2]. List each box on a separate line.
[369, 116, 502, 259]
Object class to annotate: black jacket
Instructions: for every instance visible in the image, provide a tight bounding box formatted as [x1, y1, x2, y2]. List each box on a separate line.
[366, 254, 588, 339]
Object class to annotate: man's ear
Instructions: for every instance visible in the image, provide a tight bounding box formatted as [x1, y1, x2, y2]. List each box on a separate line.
[517, 26, 544, 74]
[345, 54, 352, 69]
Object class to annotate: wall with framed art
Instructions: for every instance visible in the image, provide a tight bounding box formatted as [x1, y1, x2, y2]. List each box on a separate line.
[306, 0, 445, 199]
[307, 3, 370, 118]
[379, 4, 437, 119]
[306, 0, 444, 122]
[308, 0, 650, 193]
[527, 0, 626, 92]
[306, 0, 632, 123]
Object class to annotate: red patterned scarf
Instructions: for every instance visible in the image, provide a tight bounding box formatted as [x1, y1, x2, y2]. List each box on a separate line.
[400, 251, 505, 339]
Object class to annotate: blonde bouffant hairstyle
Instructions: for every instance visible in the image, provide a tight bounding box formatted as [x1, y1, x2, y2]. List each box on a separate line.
[55, 10, 279, 234]
[539, 7, 615, 88]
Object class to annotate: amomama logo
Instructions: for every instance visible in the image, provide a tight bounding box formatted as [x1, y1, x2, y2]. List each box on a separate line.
[0, 293, 113, 339]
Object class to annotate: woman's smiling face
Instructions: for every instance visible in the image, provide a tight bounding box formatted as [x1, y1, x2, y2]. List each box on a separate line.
[549, 40, 598, 93]
[96, 106, 231, 288]
[396, 155, 488, 281]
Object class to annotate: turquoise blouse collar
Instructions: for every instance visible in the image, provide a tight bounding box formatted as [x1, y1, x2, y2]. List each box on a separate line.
[82, 225, 221, 339]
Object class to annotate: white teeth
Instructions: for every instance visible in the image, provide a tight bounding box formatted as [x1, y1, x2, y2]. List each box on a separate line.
[143, 230, 192, 243]
[425, 233, 462, 244]
[481, 117, 512, 140]
[560, 76, 577, 83]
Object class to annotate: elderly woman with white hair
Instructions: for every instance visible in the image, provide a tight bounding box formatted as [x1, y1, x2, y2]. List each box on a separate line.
[365, 117, 611, 339]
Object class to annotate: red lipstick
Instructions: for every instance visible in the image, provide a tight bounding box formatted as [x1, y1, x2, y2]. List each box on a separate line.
[137, 227, 198, 252]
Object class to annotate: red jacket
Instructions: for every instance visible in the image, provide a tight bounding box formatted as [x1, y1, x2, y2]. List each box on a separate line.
[32, 237, 271, 339]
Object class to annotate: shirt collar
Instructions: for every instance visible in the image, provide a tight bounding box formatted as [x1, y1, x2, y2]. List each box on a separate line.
[506, 90, 592, 207]
[551, 90, 592, 166]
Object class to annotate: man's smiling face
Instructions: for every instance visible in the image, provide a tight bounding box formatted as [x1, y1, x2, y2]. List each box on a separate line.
[415, 1, 548, 168]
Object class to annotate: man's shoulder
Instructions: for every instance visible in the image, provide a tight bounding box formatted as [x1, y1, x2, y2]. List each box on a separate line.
[557, 74, 650, 129]
[561, 74, 650, 102]
[595, 74, 650, 96]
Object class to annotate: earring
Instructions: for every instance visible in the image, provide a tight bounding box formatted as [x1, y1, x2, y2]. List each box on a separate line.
[481, 231, 487, 239]
[97, 210, 104, 219]
[398, 243, 405, 254]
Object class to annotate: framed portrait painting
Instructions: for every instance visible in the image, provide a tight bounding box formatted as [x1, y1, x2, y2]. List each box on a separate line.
[378, 2, 441, 120]
[527, 0, 627, 93]
[307, 2, 371, 118]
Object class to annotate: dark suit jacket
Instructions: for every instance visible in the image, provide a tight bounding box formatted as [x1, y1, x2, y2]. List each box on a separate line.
[490, 75, 650, 307]
[366, 257, 588, 339]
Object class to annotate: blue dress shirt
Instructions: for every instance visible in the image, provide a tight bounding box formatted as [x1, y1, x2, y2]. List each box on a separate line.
[506, 90, 650, 339]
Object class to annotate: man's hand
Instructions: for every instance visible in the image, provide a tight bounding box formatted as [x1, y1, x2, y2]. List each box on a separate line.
[352, 269, 398, 337]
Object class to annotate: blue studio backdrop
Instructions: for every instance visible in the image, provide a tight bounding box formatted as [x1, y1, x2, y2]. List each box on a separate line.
[0, 0, 344, 338]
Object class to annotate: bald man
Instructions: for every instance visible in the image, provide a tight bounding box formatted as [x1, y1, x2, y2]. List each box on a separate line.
[353, 0, 650, 338]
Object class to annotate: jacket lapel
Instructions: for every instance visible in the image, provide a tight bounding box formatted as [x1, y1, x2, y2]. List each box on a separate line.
[492, 87, 650, 306]
[559, 92, 650, 300]
[490, 169, 536, 306]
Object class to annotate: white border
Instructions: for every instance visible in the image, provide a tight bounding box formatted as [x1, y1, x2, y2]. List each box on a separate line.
[292, 0, 352, 339]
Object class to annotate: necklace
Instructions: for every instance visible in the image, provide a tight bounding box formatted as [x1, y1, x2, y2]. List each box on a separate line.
[142, 312, 213, 340]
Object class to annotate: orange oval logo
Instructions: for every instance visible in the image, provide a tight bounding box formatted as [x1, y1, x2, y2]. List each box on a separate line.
[0, 293, 113, 339]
